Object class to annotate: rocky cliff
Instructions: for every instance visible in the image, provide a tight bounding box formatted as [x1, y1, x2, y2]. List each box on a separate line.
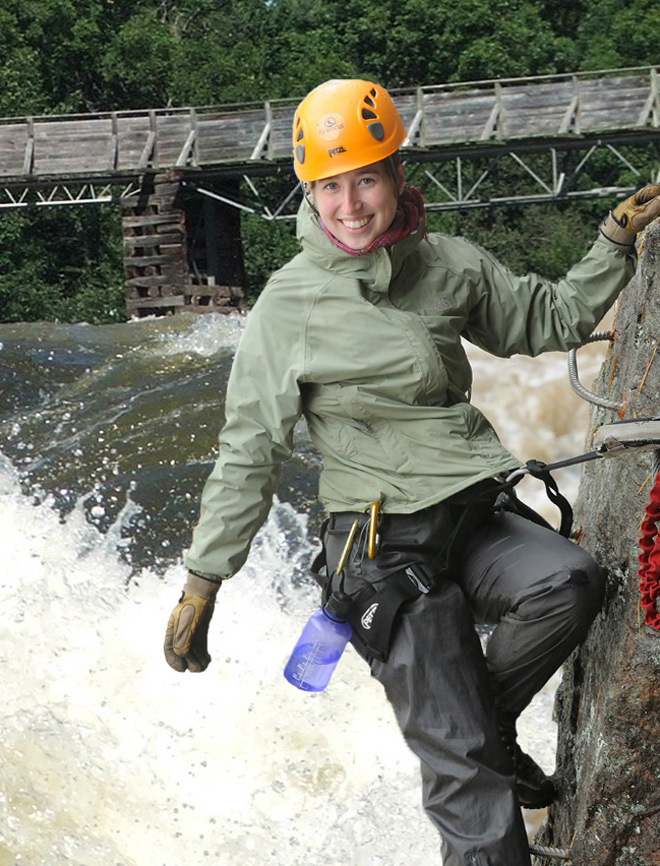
[536, 223, 660, 864]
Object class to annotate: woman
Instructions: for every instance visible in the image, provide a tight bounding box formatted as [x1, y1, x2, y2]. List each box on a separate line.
[164, 79, 660, 865]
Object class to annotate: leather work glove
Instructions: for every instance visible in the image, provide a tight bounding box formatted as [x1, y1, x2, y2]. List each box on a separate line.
[600, 184, 660, 246]
[164, 573, 221, 672]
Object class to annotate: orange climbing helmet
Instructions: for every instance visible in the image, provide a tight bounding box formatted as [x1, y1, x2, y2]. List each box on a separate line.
[292, 79, 407, 183]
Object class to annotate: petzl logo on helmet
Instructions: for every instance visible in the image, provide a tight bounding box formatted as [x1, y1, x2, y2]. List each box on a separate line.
[360, 603, 379, 630]
[316, 113, 344, 141]
[328, 146, 347, 158]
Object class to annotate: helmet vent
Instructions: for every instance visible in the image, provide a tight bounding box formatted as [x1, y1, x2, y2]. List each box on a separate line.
[366, 121, 384, 141]
[361, 108, 377, 120]
[296, 127, 304, 142]
[295, 144, 305, 164]
[364, 95, 375, 108]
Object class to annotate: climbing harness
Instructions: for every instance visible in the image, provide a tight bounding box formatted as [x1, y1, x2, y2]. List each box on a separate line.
[315, 418, 660, 661]
[498, 416, 660, 540]
[502, 459, 575, 538]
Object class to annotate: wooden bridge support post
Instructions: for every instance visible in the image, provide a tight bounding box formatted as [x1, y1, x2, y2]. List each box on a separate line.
[184, 179, 247, 313]
[122, 173, 188, 317]
[122, 173, 246, 317]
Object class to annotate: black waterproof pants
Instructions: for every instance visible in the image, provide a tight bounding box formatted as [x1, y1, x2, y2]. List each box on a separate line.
[323, 495, 606, 866]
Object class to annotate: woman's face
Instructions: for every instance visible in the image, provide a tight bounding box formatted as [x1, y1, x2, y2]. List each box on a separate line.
[311, 160, 405, 250]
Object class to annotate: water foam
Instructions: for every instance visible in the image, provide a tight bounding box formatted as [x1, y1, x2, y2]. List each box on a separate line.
[0, 315, 593, 864]
[0, 458, 440, 865]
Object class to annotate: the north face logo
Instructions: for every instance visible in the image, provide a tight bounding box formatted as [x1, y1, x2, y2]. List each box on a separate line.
[360, 603, 379, 630]
[431, 297, 453, 314]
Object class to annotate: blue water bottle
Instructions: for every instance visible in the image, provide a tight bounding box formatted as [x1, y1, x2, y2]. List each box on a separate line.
[284, 592, 352, 692]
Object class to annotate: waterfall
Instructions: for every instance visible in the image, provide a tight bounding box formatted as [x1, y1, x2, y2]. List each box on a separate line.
[0, 311, 608, 864]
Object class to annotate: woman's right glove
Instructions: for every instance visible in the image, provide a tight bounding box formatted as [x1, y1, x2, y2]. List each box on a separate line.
[164, 573, 221, 673]
[600, 184, 660, 246]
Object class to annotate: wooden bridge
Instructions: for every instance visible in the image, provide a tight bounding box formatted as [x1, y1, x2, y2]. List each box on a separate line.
[0, 66, 658, 316]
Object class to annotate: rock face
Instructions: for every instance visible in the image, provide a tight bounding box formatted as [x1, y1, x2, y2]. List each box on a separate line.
[536, 224, 660, 864]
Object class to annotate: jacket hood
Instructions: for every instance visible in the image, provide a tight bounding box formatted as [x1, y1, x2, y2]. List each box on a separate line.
[295, 195, 426, 294]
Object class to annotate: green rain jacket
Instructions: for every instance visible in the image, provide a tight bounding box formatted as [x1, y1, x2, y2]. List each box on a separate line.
[185, 198, 636, 580]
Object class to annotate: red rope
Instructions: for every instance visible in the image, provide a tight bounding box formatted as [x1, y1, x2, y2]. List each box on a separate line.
[637, 472, 660, 629]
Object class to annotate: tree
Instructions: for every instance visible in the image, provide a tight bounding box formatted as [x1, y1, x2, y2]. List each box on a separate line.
[575, 0, 660, 71]
[241, 211, 299, 304]
[322, 0, 582, 87]
[0, 208, 124, 323]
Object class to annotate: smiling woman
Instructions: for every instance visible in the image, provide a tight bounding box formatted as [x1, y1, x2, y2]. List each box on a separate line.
[292, 78, 409, 254]
[310, 161, 403, 251]
[162, 76, 657, 866]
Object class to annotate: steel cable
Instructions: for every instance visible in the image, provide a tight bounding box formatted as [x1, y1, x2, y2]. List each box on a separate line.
[529, 843, 571, 860]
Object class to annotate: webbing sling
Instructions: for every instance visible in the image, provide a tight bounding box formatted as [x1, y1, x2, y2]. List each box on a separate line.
[519, 459, 574, 539]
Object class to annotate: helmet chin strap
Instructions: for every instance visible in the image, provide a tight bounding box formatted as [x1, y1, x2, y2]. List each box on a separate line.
[301, 181, 318, 213]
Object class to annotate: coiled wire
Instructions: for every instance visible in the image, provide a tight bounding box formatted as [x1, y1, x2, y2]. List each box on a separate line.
[567, 330, 624, 411]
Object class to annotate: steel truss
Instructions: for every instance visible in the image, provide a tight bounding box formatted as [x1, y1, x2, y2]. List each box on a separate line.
[1, 66, 658, 216]
[410, 139, 660, 212]
[0, 179, 143, 209]
[216, 134, 660, 220]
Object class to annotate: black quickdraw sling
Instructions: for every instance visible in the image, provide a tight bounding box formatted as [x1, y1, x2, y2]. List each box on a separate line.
[497, 459, 574, 539]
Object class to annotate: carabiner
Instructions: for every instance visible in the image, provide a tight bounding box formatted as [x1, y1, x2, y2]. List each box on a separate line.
[367, 501, 379, 560]
[336, 518, 359, 576]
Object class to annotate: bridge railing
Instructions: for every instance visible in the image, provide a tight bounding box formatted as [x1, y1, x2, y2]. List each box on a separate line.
[0, 66, 658, 183]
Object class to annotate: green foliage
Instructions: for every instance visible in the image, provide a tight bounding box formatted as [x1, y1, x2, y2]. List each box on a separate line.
[426, 203, 598, 281]
[2, 0, 655, 116]
[241, 213, 300, 305]
[0, 208, 125, 323]
[575, 0, 660, 71]
[99, 9, 179, 109]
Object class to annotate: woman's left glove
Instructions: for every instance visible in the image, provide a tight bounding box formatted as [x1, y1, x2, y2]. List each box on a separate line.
[164, 573, 221, 673]
[600, 184, 660, 246]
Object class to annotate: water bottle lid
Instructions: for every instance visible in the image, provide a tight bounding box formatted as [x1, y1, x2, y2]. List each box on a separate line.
[324, 591, 351, 621]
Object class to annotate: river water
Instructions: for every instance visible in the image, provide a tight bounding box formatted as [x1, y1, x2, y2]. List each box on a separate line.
[0, 310, 610, 865]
